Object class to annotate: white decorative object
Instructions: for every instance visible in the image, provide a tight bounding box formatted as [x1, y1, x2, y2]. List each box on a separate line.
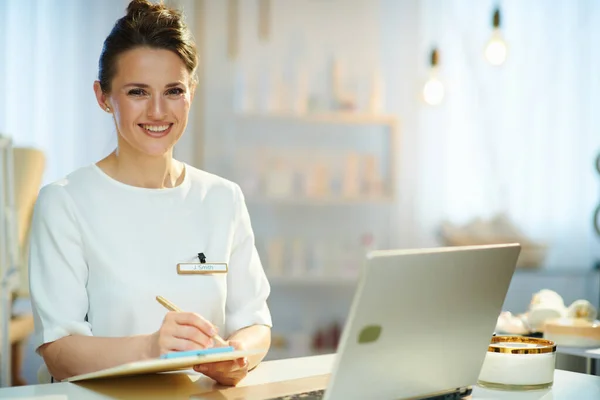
[530, 289, 567, 311]
[567, 300, 597, 321]
[478, 336, 556, 391]
[439, 213, 548, 268]
[495, 311, 529, 335]
[526, 289, 567, 332]
[495, 290, 600, 341]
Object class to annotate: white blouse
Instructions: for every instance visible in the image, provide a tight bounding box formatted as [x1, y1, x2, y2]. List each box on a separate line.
[28, 163, 272, 375]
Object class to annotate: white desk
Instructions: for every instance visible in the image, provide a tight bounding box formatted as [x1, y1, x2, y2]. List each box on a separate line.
[557, 346, 600, 375]
[0, 354, 599, 399]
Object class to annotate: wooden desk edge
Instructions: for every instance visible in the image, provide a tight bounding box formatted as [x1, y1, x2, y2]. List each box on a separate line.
[195, 374, 330, 400]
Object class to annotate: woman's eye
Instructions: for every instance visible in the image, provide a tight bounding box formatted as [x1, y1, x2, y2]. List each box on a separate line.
[128, 88, 147, 96]
[167, 88, 185, 96]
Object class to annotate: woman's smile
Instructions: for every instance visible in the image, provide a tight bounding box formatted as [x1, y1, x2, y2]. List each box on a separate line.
[139, 123, 173, 138]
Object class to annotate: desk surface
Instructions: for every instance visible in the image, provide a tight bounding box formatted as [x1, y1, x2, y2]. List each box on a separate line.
[1, 354, 600, 399]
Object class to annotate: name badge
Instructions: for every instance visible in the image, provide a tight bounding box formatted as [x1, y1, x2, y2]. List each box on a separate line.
[177, 262, 228, 275]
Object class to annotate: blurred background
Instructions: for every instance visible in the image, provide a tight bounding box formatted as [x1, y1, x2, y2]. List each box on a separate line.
[1, 0, 600, 385]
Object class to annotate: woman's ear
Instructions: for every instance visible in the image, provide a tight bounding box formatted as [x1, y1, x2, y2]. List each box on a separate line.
[93, 81, 111, 112]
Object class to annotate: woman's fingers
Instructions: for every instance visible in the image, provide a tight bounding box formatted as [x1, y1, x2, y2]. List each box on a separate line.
[171, 312, 217, 337]
[194, 358, 249, 386]
[217, 374, 245, 387]
[212, 360, 237, 373]
[173, 324, 213, 348]
[195, 359, 245, 374]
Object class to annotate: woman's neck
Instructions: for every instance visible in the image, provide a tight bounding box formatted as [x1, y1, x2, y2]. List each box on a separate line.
[98, 148, 184, 189]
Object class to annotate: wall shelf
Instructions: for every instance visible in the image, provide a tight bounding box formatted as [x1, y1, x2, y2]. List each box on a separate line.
[235, 112, 399, 126]
[246, 195, 395, 206]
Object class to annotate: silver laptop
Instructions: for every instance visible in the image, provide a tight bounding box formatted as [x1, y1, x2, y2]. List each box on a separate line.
[270, 243, 520, 400]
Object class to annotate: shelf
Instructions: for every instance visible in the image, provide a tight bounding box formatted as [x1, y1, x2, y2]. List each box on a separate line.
[246, 195, 394, 206]
[235, 112, 398, 126]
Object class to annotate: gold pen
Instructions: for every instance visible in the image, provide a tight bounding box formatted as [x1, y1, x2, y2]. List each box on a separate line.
[156, 295, 228, 346]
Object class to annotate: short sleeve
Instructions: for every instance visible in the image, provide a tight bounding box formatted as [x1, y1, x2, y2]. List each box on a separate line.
[225, 184, 272, 336]
[28, 184, 92, 352]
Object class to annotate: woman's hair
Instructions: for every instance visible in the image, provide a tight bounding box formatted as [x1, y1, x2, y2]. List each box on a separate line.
[98, 0, 198, 93]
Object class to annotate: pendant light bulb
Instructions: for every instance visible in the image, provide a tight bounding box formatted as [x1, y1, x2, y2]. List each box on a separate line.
[484, 8, 508, 66]
[423, 48, 444, 106]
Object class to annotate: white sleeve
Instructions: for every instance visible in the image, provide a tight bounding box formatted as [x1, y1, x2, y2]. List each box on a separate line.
[28, 184, 92, 352]
[225, 184, 273, 336]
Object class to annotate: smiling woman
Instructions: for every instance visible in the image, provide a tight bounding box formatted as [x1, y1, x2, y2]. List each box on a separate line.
[27, 0, 272, 387]
[95, 47, 193, 165]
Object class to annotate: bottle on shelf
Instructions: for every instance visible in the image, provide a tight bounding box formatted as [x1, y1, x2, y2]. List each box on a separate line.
[363, 153, 384, 198]
[266, 237, 285, 277]
[264, 156, 294, 198]
[342, 152, 361, 199]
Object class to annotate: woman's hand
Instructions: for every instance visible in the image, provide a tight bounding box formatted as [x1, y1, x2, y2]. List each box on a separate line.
[193, 340, 249, 386]
[148, 311, 218, 357]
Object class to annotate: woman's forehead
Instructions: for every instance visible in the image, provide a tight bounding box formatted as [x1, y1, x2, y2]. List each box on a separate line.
[114, 47, 190, 86]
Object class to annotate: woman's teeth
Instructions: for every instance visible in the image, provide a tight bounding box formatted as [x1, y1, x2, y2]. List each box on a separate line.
[141, 124, 170, 132]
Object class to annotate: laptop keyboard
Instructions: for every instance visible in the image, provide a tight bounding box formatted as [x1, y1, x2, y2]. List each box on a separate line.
[266, 387, 472, 400]
[267, 389, 325, 400]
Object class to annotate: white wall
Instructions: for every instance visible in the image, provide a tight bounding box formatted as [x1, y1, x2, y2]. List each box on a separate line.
[378, 0, 421, 248]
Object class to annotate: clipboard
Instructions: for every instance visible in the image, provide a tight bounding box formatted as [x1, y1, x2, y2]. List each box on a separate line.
[64, 347, 265, 382]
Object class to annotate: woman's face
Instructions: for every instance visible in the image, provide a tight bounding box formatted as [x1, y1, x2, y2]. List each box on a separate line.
[94, 47, 194, 157]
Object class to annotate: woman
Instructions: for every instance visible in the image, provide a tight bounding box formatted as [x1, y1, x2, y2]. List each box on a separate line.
[28, 0, 271, 386]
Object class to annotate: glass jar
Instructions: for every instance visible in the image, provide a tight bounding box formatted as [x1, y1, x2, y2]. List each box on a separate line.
[477, 336, 556, 391]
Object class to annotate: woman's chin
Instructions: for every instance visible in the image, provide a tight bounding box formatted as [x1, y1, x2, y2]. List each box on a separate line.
[136, 144, 174, 158]
[117, 134, 179, 158]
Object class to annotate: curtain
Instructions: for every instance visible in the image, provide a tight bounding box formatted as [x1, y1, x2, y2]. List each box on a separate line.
[413, 0, 600, 268]
[0, 0, 132, 184]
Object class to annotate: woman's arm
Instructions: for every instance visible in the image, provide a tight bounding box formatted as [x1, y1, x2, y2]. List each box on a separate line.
[40, 334, 153, 382]
[227, 324, 271, 370]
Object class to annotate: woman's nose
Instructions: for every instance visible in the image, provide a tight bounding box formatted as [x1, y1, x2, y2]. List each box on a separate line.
[147, 97, 167, 120]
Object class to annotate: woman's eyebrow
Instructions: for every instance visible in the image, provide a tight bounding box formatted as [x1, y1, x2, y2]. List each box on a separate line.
[122, 82, 184, 88]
